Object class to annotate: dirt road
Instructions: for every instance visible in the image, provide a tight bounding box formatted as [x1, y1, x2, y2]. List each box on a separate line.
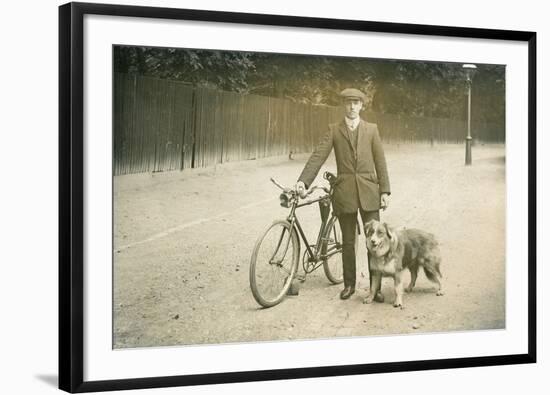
[113, 143, 505, 348]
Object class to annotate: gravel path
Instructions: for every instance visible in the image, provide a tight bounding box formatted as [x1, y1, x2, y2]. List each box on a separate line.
[113, 143, 505, 348]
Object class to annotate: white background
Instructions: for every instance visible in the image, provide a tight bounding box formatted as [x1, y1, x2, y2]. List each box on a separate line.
[0, 0, 546, 394]
[83, 12, 530, 382]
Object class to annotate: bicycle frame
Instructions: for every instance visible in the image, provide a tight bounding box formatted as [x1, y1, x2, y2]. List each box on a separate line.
[286, 193, 339, 273]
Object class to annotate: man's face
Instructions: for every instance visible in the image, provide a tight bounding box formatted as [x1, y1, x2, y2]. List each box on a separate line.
[344, 98, 363, 119]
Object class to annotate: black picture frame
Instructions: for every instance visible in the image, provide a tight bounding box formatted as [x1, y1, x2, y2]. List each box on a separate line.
[59, 2, 537, 393]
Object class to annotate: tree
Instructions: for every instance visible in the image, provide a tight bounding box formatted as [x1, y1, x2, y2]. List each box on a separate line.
[114, 45, 505, 124]
[114, 46, 255, 92]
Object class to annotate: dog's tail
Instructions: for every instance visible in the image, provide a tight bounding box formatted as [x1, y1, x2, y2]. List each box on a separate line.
[435, 264, 442, 278]
[423, 263, 442, 282]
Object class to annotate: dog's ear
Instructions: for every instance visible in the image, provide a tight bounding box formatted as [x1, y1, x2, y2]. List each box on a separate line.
[364, 219, 377, 236]
[384, 223, 399, 253]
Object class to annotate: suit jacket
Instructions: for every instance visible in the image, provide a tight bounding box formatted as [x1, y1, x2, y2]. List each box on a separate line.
[298, 118, 391, 214]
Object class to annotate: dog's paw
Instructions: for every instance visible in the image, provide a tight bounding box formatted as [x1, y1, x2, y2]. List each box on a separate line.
[436, 290, 444, 296]
[393, 302, 404, 309]
[363, 295, 374, 304]
[405, 286, 413, 293]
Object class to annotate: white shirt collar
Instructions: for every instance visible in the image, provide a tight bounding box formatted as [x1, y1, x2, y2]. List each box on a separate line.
[345, 116, 360, 131]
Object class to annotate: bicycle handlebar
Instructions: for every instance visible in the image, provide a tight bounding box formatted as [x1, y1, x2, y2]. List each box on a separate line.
[270, 177, 330, 197]
[306, 185, 329, 196]
[269, 178, 287, 191]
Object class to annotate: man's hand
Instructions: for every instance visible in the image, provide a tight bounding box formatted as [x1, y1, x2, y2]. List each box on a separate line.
[380, 193, 390, 211]
[296, 181, 307, 198]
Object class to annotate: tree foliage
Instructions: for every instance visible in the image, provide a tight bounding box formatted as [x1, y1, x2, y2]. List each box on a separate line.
[114, 46, 505, 124]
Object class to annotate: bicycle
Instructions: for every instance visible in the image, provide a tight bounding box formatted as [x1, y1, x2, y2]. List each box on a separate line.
[249, 171, 359, 308]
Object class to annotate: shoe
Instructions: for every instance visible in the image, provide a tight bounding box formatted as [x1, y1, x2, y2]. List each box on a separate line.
[374, 292, 385, 303]
[340, 286, 355, 300]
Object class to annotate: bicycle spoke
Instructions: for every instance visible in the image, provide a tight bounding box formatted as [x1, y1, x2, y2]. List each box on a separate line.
[250, 221, 298, 307]
[322, 217, 344, 284]
[276, 265, 292, 277]
[266, 265, 287, 297]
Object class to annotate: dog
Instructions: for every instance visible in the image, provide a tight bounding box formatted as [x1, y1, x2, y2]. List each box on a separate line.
[363, 220, 443, 308]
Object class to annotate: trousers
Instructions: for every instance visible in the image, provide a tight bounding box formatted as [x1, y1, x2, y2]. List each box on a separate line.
[337, 209, 380, 287]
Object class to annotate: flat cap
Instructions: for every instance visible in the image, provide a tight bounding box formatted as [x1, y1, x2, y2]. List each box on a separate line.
[340, 88, 366, 102]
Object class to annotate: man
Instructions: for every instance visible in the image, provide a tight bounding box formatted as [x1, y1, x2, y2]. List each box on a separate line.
[296, 88, 391, 300]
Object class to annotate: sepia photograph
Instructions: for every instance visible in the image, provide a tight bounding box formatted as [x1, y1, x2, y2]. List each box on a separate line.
[112, 45, 506, 349]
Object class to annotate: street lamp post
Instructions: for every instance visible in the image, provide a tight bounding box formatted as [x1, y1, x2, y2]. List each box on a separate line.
[462, 64, 477, 166]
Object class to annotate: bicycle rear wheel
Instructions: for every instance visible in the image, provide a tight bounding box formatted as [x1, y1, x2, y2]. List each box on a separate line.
[321, 216, 345, 284]
[250, 220, 299, 308]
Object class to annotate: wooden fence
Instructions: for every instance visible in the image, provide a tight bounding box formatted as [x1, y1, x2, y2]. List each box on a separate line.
[366, 111, 504, 145]
[114, 73, 504, 175]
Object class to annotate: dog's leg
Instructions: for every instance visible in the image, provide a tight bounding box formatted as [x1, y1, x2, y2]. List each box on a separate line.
[368, 252, 385, 302]
[393, 271, 405, 309]
[422, 264, 444, 296]
[434, 277, 444, 296]
[363, 272, 381, 304]
[405, 266, 418, 293]
[434, 261, 444, 296]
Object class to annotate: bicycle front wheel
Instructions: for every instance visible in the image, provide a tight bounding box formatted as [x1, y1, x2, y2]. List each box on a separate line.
[249, 220, 299, 308]
[321, 216, 345, 284]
